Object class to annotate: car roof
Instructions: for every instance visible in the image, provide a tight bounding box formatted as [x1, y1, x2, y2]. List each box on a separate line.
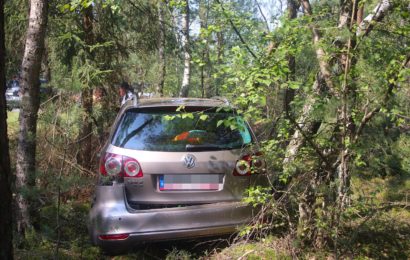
[123, 97, 230, 109]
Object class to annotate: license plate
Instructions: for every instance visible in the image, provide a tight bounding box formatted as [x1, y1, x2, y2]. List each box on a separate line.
[159, 174, 223, 191]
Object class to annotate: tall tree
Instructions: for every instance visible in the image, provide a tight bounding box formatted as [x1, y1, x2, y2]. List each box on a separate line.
[215, 30, 223, 96]
[284, 0, 299, 111]
[179, 0, 191, 97]
[199, 0, 212, 98]
[157, 0, 166, 97]
[15, 0, 48, 234]
[280, 0, 400, 245]
[76, 4, 94, 170]
[0, 0, 13, 257]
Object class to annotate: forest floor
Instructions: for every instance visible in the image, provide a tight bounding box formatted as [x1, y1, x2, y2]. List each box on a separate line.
[7, 111, 410, 259]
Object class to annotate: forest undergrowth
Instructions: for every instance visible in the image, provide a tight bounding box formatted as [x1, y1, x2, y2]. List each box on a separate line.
[7, 104, 410, 259]
[3, 0, 410, 259]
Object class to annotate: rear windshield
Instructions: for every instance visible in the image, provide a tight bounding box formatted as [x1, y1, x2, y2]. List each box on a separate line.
[111, 107, 253, 152]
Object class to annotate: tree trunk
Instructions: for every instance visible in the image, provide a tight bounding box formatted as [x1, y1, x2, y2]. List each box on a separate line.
[284, 0, 356, 168]
[300, 0, 335, 94]
[284, 0, 299, 112]
[285, 0, 356, 246]
[157, 1, 166, 97]
[15, 0, 48, 234]
[215, 31, 223, 96]
[336, 0, 362, 210]
[199, 0, 211, 98]
[203, 47, 212, 98]
[297, 172, 318, 246]
[357, 0, 393, 36]
[77, 5, 94, 169]
[356, 4, 364, 25]
[42, 44, 51, 82]
[0, 1, 14, 257]
[179, 0, 190, 97]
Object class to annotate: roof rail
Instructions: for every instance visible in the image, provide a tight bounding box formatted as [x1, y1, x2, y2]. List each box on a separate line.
[211, 96, 230, 105]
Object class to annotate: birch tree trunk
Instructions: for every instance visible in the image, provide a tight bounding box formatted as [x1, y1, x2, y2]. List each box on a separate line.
[285, 2, 323, 243]
[300, 0, 335, 94]
[77, 5, 94, 169]
[282, 0, 396, 245]
[15, 0, 48, 234]
[336, 0, 395, 211]
[357, 0, 393, 36]
[157, 1, 166, 97]
[286, 0, 352, 245]
[284, 0, 356, 167]
[179, 0, 191, 97]
[0, 0, 13, 257]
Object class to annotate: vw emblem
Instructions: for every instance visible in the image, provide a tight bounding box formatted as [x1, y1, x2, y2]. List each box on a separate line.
[182, 154, 196, 169]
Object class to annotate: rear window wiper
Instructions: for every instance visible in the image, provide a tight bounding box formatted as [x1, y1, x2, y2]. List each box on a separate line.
[185, 144, 227, 151]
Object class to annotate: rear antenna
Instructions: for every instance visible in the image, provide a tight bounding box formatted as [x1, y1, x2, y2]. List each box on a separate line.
[211, 96, 230, 106]
[133, 93, 139, 106]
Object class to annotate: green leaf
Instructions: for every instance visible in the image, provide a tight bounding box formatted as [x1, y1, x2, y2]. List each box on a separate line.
[163, 115, 175, 121]
[199, 114, 209, 121]
[181, 113, 193, 119]
[217, 120, 224, 127]
[289, 82, 300, 90]
[259, 96, 266, 106]
[176, 105, 185, 112]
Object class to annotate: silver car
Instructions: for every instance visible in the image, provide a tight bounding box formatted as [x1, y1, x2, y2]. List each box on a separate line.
[5, 86, 21, 110]
[88, 97, 267, 254]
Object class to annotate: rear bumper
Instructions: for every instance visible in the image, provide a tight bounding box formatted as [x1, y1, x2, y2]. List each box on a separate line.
[88, 183, 255, 251]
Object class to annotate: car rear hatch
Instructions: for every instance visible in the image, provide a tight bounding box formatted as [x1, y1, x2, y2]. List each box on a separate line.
[105, 106, 257, 207]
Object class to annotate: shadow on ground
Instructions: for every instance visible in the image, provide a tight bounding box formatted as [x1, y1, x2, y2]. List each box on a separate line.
[104, 235, 234, 259]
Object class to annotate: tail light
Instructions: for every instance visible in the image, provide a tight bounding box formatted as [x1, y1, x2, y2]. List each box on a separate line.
[100, 152, 143, 178]
[99, 233, 129, 240]
[233, 152, 266, 176]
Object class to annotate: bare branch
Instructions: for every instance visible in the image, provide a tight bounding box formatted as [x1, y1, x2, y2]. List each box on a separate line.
[255, 0, 270, 32]
[285, 107, 333, 171]
[354, 54, 410, 142]
[215, 0, 258, 59]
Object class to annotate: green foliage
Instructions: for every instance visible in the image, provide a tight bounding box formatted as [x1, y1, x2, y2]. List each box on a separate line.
[165, 248, 192, 260]
[4, 0, 27, 77]
[6, 0, 410, 258]
[244, 186, 272, 207]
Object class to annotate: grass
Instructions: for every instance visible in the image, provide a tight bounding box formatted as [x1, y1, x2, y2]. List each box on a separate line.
[7, 110, 19, 136]
[347, 174, 410, 259]
[7, 111, 19, 166]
